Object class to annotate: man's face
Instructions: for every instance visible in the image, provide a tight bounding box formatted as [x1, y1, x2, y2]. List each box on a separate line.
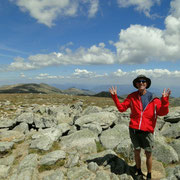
[136, 79, 147, 91]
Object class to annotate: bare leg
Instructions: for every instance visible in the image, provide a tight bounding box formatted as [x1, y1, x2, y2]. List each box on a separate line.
[145, 151, 152, 173]
[134, 149, 141, 169]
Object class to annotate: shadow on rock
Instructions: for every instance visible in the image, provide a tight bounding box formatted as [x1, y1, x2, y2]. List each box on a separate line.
[86, 154, 141, 180]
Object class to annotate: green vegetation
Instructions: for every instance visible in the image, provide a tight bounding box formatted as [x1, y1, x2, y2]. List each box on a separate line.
[38, 159, 65, 172]
[95, 140, 105, 152]
[29, 141, 60, 155]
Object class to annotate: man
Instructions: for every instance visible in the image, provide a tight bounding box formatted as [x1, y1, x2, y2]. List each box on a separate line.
[109, 75, 171, 180]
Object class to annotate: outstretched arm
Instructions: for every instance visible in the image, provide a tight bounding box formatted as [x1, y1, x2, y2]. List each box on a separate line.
[157, 88, 171, 116]
[109, 86, 130, 112]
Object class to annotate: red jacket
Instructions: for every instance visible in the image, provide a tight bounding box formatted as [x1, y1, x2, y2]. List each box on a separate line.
[111, 91, 169, 133]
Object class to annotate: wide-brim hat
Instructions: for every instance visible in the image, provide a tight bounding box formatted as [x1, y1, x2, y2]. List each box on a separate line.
[133, 75, 151, 89]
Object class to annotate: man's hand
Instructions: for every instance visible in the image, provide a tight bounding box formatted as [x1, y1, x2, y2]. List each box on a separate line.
[162, 88, 171, 97]
[109, 86, 117, 95]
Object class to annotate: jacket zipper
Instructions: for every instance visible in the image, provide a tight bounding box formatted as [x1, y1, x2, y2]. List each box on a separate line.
[138, 95, 157, 130]
[139, 96, 143, 130]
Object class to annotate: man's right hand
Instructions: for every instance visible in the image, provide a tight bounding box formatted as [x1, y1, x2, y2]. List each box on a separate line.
[109, 86, 117, 95]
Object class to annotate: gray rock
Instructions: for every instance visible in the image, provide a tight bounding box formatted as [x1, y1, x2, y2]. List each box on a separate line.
[153, 136, 179, 164]
[0, 130, 25, 143]
[170, 139, 180, 159]
[82, 106, 102, 115]
[57, 123, 71, 134]
[164, 111, 180, 123]
[95, 170, 111, 180]
[100, 124, 129, 149]
[0, 155, 15, 166]
[0, 165, 11, 179]
[60, 129, 98, 154]
[38, 127, 62, 141]
[118, 173, 133, 180]
[13, 122, 29, 134]
[15, 112, 34, 124]
[0, 141, 14, 152]
[160, 121, 180, 139]
[116, 138, 134, 162]
[43, 169, 64, 180]
[0, 119, 15, 128]
[82, 123, 102, 135]
[87, 162, 99, 172]
[65, 154, 80, 168]
[67, 165, 95, 180]
[39, 150, 66, 165]
[30, 135, 54, 151]
[18, 154, 38, 172]
[165, 165, 180, 179]
[75, 112, 117, 129]
[11, 154, 39, 180]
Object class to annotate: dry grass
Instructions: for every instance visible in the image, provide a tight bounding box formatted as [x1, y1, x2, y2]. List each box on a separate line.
[0, 93, 115, 119]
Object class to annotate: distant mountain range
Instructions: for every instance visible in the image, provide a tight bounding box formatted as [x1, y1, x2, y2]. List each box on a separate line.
[0, 83, 179, 99]
[0, 83, 63, 94]
[0, 83, 95, 96]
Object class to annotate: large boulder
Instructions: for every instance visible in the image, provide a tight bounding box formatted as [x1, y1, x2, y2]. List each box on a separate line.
[67, 165, 95, 180]
[39, 150, 66, 165]
[0, 141, 14, 152]
[60, 129, 98, 154]
[75, 112, 117, 129]
[160, 121, 180, 139]
[100, 124, 129, 149]
[10, 154, 38, 180]
[0, 130, 25, 143]
[43, 170, 64, 180]
[164, 111, 180, 123]
[30, 135, 54, 151]
[153, 136, 179, 164]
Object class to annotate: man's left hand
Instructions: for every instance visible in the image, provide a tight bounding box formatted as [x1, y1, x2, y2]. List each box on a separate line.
[162, 88, 171, 97]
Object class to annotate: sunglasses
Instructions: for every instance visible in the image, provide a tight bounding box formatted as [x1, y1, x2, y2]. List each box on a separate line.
[137, 79, 146, 83]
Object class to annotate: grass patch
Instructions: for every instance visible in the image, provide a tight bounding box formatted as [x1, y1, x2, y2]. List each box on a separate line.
[29, 141, 61, 156]
[165, 137, 174, 144]
[38, 159, 65, 172]
[95, 141, 105, 153]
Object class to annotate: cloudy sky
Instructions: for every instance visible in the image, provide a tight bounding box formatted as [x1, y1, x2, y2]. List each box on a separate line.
[0, 0, 180, 94]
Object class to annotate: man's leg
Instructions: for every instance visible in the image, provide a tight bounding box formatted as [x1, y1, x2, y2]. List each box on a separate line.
[145, 151, 152, 179]
[145, 151, 152, 172]
[134, 149, 141, 169]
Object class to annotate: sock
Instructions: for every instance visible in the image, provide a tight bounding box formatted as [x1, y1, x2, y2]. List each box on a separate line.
[147, 172, 151, 178]
[137, 168, 143, 175]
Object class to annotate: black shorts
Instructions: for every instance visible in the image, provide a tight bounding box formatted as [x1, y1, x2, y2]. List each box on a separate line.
[129, 128, 154, 152]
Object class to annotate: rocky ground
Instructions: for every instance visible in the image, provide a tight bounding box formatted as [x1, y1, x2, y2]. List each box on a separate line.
[0, 94, 180, 180]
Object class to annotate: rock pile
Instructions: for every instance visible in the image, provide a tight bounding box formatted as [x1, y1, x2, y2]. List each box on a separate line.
[0, 101, 180, 180]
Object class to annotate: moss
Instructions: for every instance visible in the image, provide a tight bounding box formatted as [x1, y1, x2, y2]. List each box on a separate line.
[38, 159, 65, 172]
[95, 140, 105, 153]
[165, 137, 174, 144]
[29, 141, 61, 155]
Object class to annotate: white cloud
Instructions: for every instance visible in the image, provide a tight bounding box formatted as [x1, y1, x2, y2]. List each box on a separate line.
[10, 0, 99, 27]
[20, 73, 25, 77]
[112, 68, 180, 79]
[88, 0, 99, 18]
[73, 68, 94, 78]
[114, 0, 180, 64]
[117, 0, 161, 17]
[7, 43, 116, 71]
[35, 73, 64, 79]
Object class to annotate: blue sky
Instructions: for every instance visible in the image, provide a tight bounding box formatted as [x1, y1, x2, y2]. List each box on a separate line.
[0, 0, 180, 93]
